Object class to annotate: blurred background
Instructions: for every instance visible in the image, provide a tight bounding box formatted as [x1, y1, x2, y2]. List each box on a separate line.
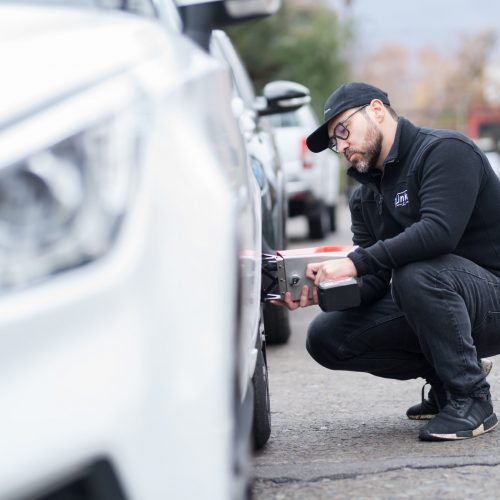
[228, 0, 500, 197]
[229, 0, 500, 144]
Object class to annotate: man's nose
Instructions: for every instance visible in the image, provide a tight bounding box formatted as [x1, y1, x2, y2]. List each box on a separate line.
[337, 137, 349, 154]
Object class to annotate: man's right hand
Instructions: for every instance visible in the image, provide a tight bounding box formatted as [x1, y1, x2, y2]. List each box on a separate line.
[271, 285, 319, 311]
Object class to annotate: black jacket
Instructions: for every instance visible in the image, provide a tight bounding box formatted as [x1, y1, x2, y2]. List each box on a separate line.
[347, 117, 500, 305]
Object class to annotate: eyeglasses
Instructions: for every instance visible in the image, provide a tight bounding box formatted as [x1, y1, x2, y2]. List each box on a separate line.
[328, 104, 369, 153]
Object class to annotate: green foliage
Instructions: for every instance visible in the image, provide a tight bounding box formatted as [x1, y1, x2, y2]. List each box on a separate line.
[227, 1, 352, 117]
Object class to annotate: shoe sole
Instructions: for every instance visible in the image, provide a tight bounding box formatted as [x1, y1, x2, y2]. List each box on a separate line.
[407, 413, 436, 421]
[482, 359, 493, 376]
[419, 412, 498, 441]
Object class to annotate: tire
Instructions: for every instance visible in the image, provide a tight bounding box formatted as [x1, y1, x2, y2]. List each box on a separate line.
[263, 302, 291, 345]
[252, 328, 271, 450]
[231, 320, 254, 500]
[328, 204, 337, 232]
[307, 200, 330, 240]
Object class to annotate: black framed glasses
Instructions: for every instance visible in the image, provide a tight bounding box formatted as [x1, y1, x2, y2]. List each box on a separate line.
[327, 104, 369, 153]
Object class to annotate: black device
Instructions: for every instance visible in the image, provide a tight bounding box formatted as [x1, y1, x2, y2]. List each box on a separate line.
[317, 278, 361, 312]
[262, 246, 361, 311]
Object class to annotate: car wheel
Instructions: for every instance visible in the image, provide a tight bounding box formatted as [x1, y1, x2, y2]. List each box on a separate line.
[263, 302, 291, 345]
[328, 204, 337, 232]
[307, 200, 330, 240]
[252, 325, 271, 450]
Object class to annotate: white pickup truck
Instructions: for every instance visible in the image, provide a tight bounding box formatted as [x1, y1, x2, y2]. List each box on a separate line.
[270, 104, 340, 239]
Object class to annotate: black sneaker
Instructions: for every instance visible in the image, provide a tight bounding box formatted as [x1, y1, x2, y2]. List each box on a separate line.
[419, 396, 498, 441]
[406, 359, 493, 421]
[406, 384, 447, 420]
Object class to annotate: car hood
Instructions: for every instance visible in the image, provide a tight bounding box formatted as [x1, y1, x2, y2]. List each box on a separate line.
[0, 4, 173, 124]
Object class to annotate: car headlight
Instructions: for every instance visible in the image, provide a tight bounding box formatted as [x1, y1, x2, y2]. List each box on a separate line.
[0, 79, 147, 292]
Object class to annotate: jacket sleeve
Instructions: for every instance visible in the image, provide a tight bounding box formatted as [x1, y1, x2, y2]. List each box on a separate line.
[349, 188, 391, 304]
[348, 138, 484, 276]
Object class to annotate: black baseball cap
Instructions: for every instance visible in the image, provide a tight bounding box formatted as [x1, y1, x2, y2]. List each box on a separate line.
[306, 82, 390, 153]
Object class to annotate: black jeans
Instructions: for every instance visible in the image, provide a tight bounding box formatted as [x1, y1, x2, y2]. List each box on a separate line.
[306, 254, 500, 398]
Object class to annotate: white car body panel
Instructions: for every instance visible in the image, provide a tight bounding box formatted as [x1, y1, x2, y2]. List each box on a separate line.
[0, 5, 247, 499]
[208, 33, 263, 401]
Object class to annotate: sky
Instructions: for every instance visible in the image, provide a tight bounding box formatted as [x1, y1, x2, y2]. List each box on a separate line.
[327, 0, 500, 61]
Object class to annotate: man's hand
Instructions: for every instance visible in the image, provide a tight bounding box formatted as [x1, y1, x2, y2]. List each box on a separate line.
[271, 285, 319, 310]
[270, 258, 357, 311]
[306, 257, 358, 285]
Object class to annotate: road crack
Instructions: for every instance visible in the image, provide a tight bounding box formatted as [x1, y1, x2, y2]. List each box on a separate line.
[255, 456, 500, 485]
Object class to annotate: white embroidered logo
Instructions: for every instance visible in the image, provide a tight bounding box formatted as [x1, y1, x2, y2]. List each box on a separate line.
[394, 190, 409, 207]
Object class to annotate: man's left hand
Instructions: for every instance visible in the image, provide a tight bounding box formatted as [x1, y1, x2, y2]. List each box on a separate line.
[306, 257, 358, 285]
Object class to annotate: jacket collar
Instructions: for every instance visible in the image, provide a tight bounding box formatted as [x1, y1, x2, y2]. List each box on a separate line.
[347, 117, 419, 185]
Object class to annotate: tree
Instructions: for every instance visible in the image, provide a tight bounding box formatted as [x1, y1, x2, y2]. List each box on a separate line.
[356, 43, 412, 116]
[354, 29, 498, 131]
[442, 29, 497, 130]
[227, 1, 352, 118]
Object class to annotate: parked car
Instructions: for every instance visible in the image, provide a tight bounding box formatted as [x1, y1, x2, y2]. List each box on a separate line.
[475, 137, 500, 178]
[0, 1, 277, 499]
[485, 150, 500, 177]
[208, 29, 310, 345]
[269, 104, 341, 239]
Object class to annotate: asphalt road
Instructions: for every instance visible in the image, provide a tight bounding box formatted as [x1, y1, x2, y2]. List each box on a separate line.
[252, 200, 500, 499]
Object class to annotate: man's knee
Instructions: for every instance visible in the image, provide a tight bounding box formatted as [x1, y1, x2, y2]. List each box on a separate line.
[306, 310, 363, 370]
[306, 314, 329, 363]
[306, 313, 347, 367]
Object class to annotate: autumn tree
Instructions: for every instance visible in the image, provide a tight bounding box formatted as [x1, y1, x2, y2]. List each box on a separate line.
[442, 29, 497, 130]
[356, 44, 412, 116]
[355, 29, 498, 131]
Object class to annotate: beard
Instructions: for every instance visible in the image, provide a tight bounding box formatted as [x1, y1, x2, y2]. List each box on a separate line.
[346, 121, 383, 173]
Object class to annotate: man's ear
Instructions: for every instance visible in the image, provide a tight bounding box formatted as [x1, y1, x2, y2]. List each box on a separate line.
[369, 99, 385, 123]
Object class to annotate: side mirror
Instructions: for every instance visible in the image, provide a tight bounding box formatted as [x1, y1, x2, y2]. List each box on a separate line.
[177, 0, 281, 51]
[256, 81, 311, 116]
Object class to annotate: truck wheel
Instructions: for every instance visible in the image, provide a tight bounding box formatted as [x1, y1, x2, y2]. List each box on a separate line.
[263, 302, 291, 345]
[307, 201, 330, 240]
[252, 329, 271, 450]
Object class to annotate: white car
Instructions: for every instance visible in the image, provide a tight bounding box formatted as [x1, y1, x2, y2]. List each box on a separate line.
[485, 151, 500, 178]
[474, 137, 500, 178]
[0, 2, 274, 499]
[270, 104, 341, 239]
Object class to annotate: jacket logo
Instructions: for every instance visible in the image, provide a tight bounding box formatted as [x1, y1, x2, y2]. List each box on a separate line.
[394, 190, 409, 207]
